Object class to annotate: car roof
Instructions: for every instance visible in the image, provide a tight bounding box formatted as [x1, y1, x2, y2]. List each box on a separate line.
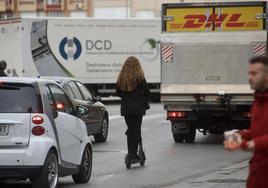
[41, 76, 78, 85]
[0, 77, 57, 84]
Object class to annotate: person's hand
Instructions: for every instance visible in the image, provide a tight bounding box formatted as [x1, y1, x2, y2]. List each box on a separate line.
[224, 140, 241, 151]
[247, 140, 255, 151]
[241, 140, 255, 152]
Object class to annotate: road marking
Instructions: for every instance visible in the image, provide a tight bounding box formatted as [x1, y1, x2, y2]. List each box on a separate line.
[142, 127, 151, 132]
[93, 150, 122, 153]
[143, 114, 166, 121]
[97, 174, 114, 181]
[109, 115, 122, 120]
[109, 113, 166, 122]
[109, 114, 167, 126]
[120, 150, 128, 154]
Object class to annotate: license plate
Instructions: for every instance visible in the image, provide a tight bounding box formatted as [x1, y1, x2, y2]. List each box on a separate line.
[202, 100, 220, 105]
[0, 125, 9, 136]
[175, 123, 187, 129]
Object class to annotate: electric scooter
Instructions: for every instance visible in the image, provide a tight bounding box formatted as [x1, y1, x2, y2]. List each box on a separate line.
[125, 141, 146, 169]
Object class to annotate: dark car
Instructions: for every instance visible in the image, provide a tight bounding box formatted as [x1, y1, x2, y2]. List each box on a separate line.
[44, 77, 109, 143]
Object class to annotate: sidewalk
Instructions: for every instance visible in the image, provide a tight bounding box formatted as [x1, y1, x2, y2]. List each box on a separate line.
[166, 161, 249, 188]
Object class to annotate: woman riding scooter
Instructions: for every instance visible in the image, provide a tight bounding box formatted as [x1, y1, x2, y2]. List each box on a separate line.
[116, 56, 150, 168]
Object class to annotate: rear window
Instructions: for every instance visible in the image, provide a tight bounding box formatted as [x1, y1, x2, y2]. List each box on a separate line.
[0, 83, 41, 113]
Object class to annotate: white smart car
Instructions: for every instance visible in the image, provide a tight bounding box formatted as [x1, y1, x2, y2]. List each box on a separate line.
[0, 77, 92, 188]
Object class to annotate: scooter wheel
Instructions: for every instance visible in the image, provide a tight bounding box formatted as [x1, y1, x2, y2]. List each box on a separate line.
[126, 163, 131, 169]
[140, 160, 145, 166]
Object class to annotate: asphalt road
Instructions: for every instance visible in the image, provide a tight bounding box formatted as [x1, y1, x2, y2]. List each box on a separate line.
[1, 103, 251, 188]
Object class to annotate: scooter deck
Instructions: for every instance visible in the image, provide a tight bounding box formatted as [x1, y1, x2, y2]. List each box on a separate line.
[125, 142, 146, 169]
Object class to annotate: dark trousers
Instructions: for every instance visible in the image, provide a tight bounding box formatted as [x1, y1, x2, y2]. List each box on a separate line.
[124, 115, 143, 155]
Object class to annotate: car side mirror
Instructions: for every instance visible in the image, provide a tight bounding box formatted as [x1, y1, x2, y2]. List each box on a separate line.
[77, 105, 88, 116]
[52, 108, 58, 119]
[96, 96, 101, 102]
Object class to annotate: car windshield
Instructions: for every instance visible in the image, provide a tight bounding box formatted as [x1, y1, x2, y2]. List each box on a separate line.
[0, 83, 41, 113]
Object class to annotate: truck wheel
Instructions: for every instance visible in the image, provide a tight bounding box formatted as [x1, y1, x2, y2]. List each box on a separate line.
[94, 116, 109, 143]
[31, 150, 58, 188]
[185, 126, 196, 143]
[173, 126, 196, 143]
[151, 94, 160, 102]
[72, 146, 92, 184]
[173, 134, 184, 143]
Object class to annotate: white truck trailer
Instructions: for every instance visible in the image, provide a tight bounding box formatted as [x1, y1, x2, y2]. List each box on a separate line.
[161, 1, 267, 143]
[0, 17, 161, 100]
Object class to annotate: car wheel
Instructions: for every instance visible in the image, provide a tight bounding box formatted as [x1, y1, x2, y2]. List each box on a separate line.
[72, 146, 92, 184]
[31, 150, 58, 188]
[94, 115, 109, 143]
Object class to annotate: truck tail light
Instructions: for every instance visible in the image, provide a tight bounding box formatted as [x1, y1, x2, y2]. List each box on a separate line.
[32, 126, 45, 136]
[32, 115, 44, 124]
[168, 111, 186, 118]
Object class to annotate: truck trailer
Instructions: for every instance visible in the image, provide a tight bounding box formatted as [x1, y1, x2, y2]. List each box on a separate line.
[0, 17, 161, 100]
[161, 1, 267, 143]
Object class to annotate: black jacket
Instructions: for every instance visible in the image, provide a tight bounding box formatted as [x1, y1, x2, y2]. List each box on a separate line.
[0, 70, 7, 77]
[116, 79, 150, 116]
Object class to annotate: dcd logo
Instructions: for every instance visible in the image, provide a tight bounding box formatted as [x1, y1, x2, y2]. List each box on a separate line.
[59, 37, 82, 60]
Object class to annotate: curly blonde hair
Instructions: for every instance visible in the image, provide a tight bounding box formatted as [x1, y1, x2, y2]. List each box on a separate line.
[117, 56, 145, 91]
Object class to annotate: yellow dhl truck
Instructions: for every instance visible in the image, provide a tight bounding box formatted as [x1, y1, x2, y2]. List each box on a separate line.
[161, 1, 267, 143]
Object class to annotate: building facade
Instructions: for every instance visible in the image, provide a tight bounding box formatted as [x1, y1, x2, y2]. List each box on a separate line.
[0, 0, 93, 18]
[0, 0, 257, 19]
